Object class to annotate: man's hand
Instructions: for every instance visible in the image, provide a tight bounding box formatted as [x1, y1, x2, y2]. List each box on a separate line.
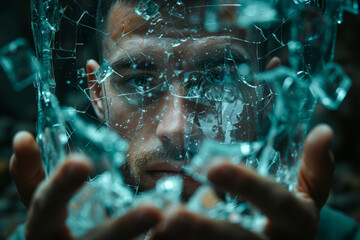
[151, 124, 334, 240]
[26, 157, 162, 240]
[9, 131, 163, 240]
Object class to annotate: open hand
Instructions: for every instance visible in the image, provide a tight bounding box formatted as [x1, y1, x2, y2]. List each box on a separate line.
[151, 124, 334, 240]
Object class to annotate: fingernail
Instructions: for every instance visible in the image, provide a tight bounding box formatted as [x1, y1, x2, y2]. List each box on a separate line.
[67, 153, 89, 162]
[13, 131, 32, 145]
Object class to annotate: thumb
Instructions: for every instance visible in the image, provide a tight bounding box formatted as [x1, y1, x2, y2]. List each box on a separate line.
[298, 124, 334, 209]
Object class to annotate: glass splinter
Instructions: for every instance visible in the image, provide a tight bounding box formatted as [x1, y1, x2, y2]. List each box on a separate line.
[0, 38, 41, 91]
[135, 0, 160, 20]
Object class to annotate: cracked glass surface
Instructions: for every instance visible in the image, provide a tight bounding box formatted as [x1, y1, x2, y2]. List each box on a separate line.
[17, 0, 358, 236]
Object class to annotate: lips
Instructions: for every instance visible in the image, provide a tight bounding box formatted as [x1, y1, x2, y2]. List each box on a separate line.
[146, 162, 197, 184]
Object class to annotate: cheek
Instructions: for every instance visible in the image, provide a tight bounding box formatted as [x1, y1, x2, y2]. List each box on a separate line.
[107, 98, 163, 153]
[106, 94, 141, 137]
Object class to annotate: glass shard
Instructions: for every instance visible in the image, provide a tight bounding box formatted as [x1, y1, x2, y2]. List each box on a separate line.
[237, 1, 277, 27]
[310, 63, 352, 110]
[204, 6, 220, 32]
[169, 0, 185, 19]
[135, 0, 160, 21]
[62, 108, 129, 171]
[342, 0, 359, 14]
[183, 140, 262, 183]
[36, 92, 67, 176]
[67, 172, 134, 236]
[95, 60, 114, 84]
[62, 108, 132, 236]
[186, 185, 266, 231]
[134, 176, 183, 209]
[0, 38, 41, 91]
[77, 68, 86, 78]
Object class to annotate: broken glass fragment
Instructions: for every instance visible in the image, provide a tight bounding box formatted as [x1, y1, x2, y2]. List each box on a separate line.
[204, 5, 220, 32]
[183, 140, 262, 183]
[61, 108, 132, 236]
[42, 0, 61, 31]
[77, 68, 86, 78]
[187, 185, 266, 232]
[169, 0, 185, 19]
[67, 172, 134, 236]
[134, 176, 183, 209]
[186, 185, 221, 215]
[310, 63, 352, 110]
[62, 108, 129, 171]
[36, 92, 67, 176]
[237, 1, 277, 27]
[342, 0, 359, 14]
[150, 12, 163, 26]
[332, 0, 359, 23]
[135, 0, 160, 21]
[95, 60, 114, 84]
[0, 38, 41, 91]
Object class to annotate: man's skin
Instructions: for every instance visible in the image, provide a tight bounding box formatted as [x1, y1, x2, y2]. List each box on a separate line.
[9, 1, 335, 239]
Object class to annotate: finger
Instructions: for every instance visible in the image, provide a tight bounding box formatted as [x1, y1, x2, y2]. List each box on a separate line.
[10, 131, 45, 207]
[266, 57, 281, 71]
[83, 206, 163, 240]
[298, 124, 334, 209]
[208, 163, 317, 236]
[26, 156, 92, 239]
[152, 209, 263, 240]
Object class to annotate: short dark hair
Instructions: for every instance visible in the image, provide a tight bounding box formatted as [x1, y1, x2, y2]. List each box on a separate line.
[96, 0, 137, 59]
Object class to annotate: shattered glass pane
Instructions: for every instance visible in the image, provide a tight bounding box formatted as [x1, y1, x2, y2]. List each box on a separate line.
[0, 38, 41, 91]
[26, 0, 356, 236]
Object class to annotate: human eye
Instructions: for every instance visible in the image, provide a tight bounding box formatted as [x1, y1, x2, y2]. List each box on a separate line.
[111, 73, 159, 94]
[204, 67, 238, 85]
[125, 74, 157, 91]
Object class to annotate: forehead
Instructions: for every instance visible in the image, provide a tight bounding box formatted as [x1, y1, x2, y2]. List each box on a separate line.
[105, 1, 242, 49]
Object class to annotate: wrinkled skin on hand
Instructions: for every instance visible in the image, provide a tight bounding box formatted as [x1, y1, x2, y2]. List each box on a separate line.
[10, 125, 334, 239]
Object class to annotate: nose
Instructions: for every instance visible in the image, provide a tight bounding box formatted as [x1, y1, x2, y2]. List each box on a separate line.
[155, 93, 188, 147]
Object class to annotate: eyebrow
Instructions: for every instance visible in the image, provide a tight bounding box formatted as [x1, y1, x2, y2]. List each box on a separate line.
[109, 43, 249, 72]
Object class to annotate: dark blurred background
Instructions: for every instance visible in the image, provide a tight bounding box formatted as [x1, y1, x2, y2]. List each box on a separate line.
[0, 1, 359, 239]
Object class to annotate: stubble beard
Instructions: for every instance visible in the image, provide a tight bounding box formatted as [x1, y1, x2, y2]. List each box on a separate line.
[120, 144, 199, 201]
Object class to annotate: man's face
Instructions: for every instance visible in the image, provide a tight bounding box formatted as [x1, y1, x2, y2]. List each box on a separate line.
[91, 1, 273, 199]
